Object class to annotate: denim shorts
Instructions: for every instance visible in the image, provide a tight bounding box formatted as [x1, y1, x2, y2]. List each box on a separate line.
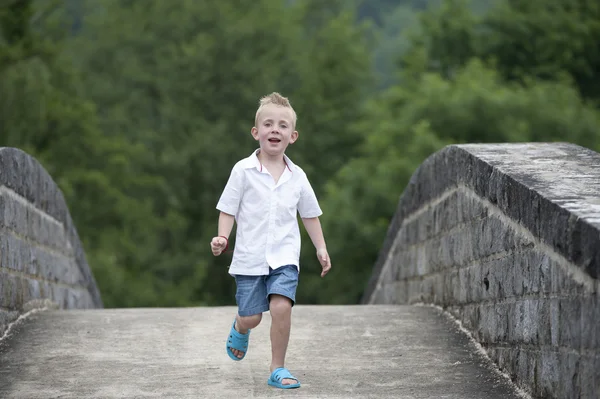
[234, 265, 299, 317]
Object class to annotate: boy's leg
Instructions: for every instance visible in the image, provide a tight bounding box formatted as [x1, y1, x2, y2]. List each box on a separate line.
[269, 295, 293, 372]
[230, 314, 262, 359]
[234, 313, 261, 334]
[266, 265, 299, 386]
[230, 274, 269, 359]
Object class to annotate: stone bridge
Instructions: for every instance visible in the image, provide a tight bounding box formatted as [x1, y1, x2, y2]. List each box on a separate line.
[0, 143, 598, 398]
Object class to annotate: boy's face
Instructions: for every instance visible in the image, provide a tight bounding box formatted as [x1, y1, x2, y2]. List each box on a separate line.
[251, 104, 298, 157]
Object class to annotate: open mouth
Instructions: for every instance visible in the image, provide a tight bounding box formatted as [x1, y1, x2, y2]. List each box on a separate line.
[268, 138, 281, 143]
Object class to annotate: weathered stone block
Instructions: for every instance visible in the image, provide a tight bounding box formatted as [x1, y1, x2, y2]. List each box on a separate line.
[416, 242, 431, 275]
[521, 250, 539, 295]
[374, 281, 395, 304]
[27, 278, 40, 301]
[458, 304, 474, 331]
[495, 346, 518, 377]
[537, 300, 553, 346]
[457, 267, 469, 304]
[538, 351, 559, 398]
[477, 303, 498, 344]
[34, 247, 82, 285]
[395, 226, 410, 247]
[572, 220, 600, 279]
[560, 298, 582, 349]
[526, 351, 539, 392]
[515, 348, 539, 392]
[0, 271, 17, 309]
[420, 275, 434, 302]
[521, 299, 541, 345]
[378, 257, 395, 285]
[554, 263, 587, 296]
[406, 279, 423, 303]
[428, 190, 487, 238]
[515, 349, 529, 386]
[394, 280, 409, 304]
[579, 355, 600, 399]
[580, 294, 599, 350]
[393, 249, 408, 280]
[492, 256, 516, 301]
[493, 303, 509, 343]
[558, 353, 581, 399]
[549, 299, 560, 347]
[529, 250, 553, 295]
[465, 265, 478, 303]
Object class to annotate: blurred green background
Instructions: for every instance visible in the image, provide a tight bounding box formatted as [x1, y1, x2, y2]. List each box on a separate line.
[1, 0, 598, 308]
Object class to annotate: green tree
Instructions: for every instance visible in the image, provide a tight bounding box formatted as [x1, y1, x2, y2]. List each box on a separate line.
[400, 0, 481, 81]
[401, 0, 600, 102]
[482, 0, 600, 101]
[371, 5, 420, 88]
[66, 0, 373, 307]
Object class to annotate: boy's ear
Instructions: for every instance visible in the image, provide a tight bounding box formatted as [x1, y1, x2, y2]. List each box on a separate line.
[289, 130, 299, 144]
[251, 127, 259, 140]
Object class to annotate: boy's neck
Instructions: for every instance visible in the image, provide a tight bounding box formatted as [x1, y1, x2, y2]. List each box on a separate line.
[257, 149, 285, 167]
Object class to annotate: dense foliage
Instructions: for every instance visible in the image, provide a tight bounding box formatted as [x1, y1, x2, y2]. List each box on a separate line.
[1, 0, 599, 307]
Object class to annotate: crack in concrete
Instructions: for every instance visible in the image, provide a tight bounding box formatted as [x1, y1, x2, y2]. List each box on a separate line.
[0, 300, 56, 343]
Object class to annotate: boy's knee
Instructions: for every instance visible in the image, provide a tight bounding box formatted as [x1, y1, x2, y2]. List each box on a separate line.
[269, 294, 292, 316]
[238, 313, 262, 329]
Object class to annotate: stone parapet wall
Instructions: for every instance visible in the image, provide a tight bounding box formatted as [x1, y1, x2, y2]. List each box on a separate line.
[364, 143, 599, 399]
[0, 148, 102, 337]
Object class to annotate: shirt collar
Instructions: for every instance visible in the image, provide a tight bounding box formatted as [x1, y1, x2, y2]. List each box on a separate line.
[243, 149, 294, 173]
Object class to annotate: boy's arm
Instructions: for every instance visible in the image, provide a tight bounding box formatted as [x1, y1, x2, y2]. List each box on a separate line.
[301, 217, 331, 277]
[211, 212, 235, 256]
[218, 212, 235, 238]
[213, 163, 243, 256]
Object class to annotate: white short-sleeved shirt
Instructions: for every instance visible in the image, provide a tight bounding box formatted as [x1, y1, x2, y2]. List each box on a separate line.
[216, 149, 322, 276]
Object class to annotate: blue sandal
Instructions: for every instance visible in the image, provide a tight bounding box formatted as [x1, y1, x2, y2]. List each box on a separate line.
[226, 320, 250, 361]
[267, 367, 301, 389]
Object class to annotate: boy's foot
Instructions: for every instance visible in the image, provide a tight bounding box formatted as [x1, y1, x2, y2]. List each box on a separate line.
[230, 348, 244, 358]
[268, 367, 301, 389]
[226, 320, 250, 361]
[230, 322, 248, 358]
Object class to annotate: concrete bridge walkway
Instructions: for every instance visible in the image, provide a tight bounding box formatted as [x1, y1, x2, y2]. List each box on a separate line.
[0, 305, 525, 398]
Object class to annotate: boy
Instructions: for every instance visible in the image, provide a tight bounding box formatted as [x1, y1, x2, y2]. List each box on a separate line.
[210, 92, 331, 389]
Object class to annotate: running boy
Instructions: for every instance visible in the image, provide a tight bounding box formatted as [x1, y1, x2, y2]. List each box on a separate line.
[210, 92, 331, 389]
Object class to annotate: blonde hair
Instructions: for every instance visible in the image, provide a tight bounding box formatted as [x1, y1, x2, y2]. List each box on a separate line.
[255, 92, 297, 128]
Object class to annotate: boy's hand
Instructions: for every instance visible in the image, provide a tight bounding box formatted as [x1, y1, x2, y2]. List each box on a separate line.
[210, 236, 228, 256]
[317, 247, 331, 277]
